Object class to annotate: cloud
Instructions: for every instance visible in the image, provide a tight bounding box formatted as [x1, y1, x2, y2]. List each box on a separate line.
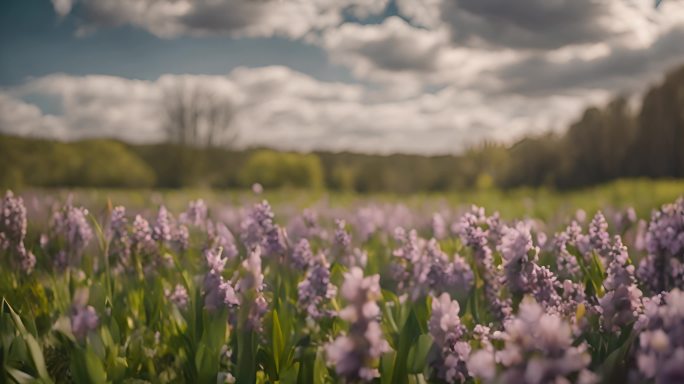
[51, 0, 73, 18]
[0, 67, 602, 154]
[496, 27, 684, 95]
[58, 0, 390, 38]
[438, 0, 613, 50]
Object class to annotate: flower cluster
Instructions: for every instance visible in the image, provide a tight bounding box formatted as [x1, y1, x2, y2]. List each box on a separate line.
[297, 253, 336, 320]
[633, 289, 684, 383]
[392, 229, 473, 301]
[429, 293, 470, 383]
[325, 267, 390, 381]
[241, 201, 286, 257]
[457, 207, 511, 321]
[491, 298, 595, 384]
[49, 204, 93, 270]
[637, 197, 684, 293]
[0, 190, 35, 273]
[599, 236, 643, 332]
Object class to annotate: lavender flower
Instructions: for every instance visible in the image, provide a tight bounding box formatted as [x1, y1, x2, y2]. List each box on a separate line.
[237, 247, 268, 331]
[71, 289, 98, 342]
[599, 236, 643, 332]
[494, 297, 594, 384]
[166, 284, 189, 310]
[429, 293, 470, 383]
[203, 247, 239, 311]
[554, 222, 585, 279]
[499, 222, 538, 295]
[325, 267, 390, 381]
[432, 213, 448, 240]
[588, 211, 611, 260]
[131, 215, 155, 254]
[207, 222, 239, 260]
[152, 206, 173, 243]
[51, 204, 93, 269]
[297, 253, 336, 320]
[291, 238, 314, 270]
[1, 190, 27, 246]
[457, 207, 511, 321]
[241, 201, 285, 257]
[637, 198, 684, 293]
[16, 246, 36, 275]
[180, 199, 207, 227]
[333, 219, 352, 254]
[108, 206, 131, 269]
[1, 191, 34, 274]
[173, 224, 189, 252]
[633, 289, 684, 384]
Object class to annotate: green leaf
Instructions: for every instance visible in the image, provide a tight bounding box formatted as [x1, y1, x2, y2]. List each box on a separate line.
[390, 309, 422, 384]
[26, 334, 51, 381]
[85, 348, 107, 383]
[407, 334, 433, 374]
[272, 309, 285, 375]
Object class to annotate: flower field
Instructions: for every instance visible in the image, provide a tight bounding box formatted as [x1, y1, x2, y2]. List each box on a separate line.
[1, 187, 684, 383]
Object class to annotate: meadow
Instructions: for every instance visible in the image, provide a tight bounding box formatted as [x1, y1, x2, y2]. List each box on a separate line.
[1, 179, 684, 383]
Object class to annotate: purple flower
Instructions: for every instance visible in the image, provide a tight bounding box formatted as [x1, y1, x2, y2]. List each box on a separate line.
[237, 247, 268, 331]
[241, 201, 285, 257]
[203, 247, 239, 311]
[637, 198, 684, 293]
[108, 206, 131, 269]
[173, 224, 189, 252]
[1, 191, 34, 274]
[71, 290, 98, 342]
[554, 221, 585, 279]
[599, 236, 643, 332]
[131, 215, 155, 254]
[499, 222, 538, 295]
[180, 199, 207, 227]
[588, 211, 611, 259]
[326, 267, 390, 381]
[207, 222, 239, 260]
[166, 284, 189, 310]
[457, 207, 511, 321]
[297, 253, 336, 320]
[633, 289, 684, 384]
[493, 298, 594, 384]
[50, 204, 93, 269]
[1, 190, 27, 246]
[432, 213, 448, 240]
[429, 293, 470, 383]
[152, 206, 173, 243]
[291, 238, 314, 270]
[333, 219, 352, 253]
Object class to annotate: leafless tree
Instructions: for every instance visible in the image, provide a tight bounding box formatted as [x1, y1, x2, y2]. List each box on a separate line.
[162, 80, 237, 148]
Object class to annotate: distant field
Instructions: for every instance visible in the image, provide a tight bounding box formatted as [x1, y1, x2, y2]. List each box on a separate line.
[17, 178, 684, 222]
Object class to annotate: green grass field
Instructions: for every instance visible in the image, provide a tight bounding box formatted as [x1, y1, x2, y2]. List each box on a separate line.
[19, 178, 684, 222]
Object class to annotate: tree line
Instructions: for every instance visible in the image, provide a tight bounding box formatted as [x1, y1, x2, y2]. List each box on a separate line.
[1, 64, 683, 192]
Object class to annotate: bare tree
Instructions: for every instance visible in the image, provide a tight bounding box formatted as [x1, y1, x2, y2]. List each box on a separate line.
[162, 80, 237, 148]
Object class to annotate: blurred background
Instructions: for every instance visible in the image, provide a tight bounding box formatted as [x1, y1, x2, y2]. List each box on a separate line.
[1, 0, 683, 193]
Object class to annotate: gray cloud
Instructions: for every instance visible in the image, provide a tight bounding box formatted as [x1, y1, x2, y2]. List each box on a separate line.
[497, 27, 684, 95]
[440, 0, 612, 49]
[322, 17, 446, 76]
[62, 0, 390, 38]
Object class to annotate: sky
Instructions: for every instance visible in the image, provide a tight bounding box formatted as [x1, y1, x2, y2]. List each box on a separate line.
[1, 0, 683, 154]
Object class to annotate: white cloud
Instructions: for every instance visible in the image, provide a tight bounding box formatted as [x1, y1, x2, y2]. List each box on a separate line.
[51, 0, 73, 18]
[0, 67, 606, 154]
[60, 0, 390, 39]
